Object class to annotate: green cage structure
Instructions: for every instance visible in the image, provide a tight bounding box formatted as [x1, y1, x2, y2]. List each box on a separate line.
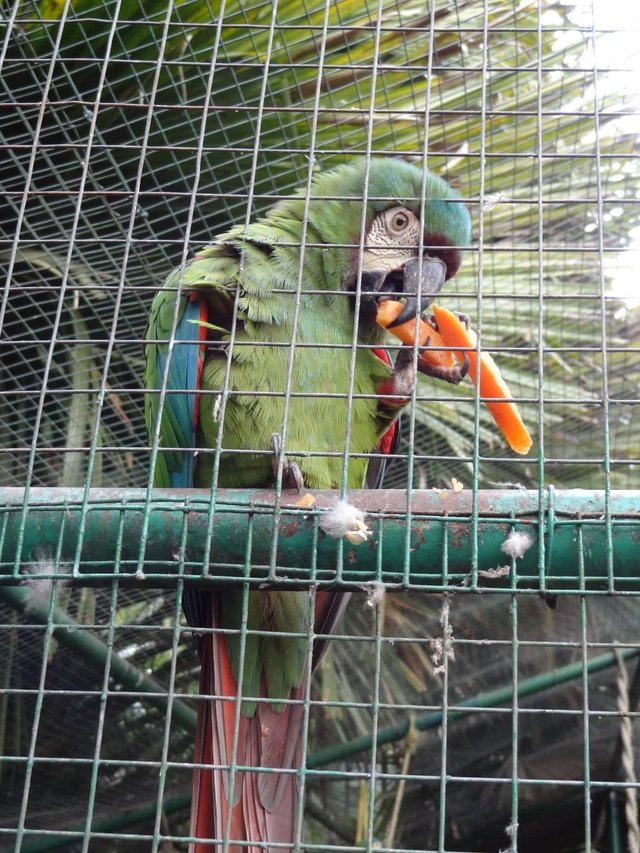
[1, 1, 640, 851]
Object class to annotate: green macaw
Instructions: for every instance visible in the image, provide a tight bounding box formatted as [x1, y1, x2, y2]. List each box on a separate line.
[144, 158, 471, 853]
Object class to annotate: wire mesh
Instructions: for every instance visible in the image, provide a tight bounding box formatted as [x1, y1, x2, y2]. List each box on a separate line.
[1, 0, 640, 851]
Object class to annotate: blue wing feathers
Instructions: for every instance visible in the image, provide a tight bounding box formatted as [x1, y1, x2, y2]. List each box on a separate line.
[153, 295, 206, 488]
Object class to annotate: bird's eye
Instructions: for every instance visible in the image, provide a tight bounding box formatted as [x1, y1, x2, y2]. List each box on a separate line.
[389, 210, 410, 232]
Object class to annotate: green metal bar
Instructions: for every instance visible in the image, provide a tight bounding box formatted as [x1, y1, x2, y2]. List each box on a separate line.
[0, 584, 197, 733]
[307, 647, 640, 768]
[579, 531, 593, 848]
[0, 488, 639, 590]
[7, 794, 192, 853]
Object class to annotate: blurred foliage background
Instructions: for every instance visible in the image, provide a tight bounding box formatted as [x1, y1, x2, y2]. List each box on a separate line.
[1, 0, 639, 850]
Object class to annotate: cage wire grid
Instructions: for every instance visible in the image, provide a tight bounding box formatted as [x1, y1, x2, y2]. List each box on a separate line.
[1, 0, 640, 851]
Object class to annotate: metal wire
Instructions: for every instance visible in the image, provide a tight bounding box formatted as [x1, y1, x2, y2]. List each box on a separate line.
[1, 0, 640, 851]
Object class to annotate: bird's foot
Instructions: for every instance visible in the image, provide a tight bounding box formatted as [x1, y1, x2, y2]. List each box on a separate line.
[427, 311, 471, 332]
[418, 311, 471, 385]
[390, 347, 416, 398]
[270, 433, 304, 491]
[376, 347, 416, 406]
[455, 311, 471, 330]
[386, 344, 469, 393]
[417, 352, 470, 385]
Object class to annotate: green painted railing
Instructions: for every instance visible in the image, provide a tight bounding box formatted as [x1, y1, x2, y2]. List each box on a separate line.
[0, 488, 639, 592]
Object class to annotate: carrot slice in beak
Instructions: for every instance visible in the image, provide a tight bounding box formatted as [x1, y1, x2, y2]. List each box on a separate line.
[431, 304, 533, 455]
[375, 299, 457, 371]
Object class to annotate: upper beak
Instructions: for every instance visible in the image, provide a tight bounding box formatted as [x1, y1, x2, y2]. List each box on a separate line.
[360, 255, 447, 328]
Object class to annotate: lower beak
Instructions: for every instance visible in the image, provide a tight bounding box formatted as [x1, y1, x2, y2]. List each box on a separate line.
[360, 256, 447, 328]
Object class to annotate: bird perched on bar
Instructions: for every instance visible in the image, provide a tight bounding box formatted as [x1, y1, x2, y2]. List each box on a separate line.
[144, 157, 470, 853]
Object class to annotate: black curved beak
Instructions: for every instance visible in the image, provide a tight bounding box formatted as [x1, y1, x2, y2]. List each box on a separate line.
[386, 256, 447, 327]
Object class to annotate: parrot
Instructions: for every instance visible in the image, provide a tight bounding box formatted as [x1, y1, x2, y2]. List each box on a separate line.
[144, 157, 471, 853]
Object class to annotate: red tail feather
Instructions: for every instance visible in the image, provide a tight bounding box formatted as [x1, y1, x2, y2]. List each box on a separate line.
[189, 598, 310, 853]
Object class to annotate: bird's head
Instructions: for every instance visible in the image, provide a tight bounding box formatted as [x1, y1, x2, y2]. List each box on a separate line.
[306, 158, 471, 327]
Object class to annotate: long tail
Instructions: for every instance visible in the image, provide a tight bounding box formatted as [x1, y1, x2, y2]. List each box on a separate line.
[190, 594, 316, 853]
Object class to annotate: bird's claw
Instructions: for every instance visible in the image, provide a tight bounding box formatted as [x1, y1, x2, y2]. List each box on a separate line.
[417, 310, 471, 385]
[417, 351, 470, 385]
[270, 433, 304, 491]
[389, 339, 471, 395]
[457, 352, 470, 380]
[427, 311, 470, 332]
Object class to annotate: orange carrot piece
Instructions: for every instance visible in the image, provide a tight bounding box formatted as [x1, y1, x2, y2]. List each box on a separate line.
[375, 299, 457, 370]
[431, 304, 533, 455]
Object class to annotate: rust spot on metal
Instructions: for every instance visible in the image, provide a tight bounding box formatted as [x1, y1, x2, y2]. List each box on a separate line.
[280, 520, 301, 538]
[448, 521, 467, 550]
[412, 526, 427, 546]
